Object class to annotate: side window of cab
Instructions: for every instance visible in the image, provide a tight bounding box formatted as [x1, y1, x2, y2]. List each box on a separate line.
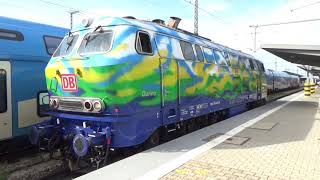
[180, 40, 196, 61]
[194, 44, 204, 62]
[136, 31, 153, 55]
[213, 50, 228, 66]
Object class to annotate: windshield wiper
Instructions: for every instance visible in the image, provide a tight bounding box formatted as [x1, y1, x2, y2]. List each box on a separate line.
[84, 26, 103, 47]
[65, 31, 75, 51]
[66, 36, 74, 51]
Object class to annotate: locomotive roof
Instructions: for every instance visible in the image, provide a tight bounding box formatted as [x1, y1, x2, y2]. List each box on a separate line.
[74, 16, 253, 59]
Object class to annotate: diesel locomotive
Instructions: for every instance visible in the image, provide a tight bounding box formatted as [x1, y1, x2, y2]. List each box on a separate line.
[30, 16, 269, 168]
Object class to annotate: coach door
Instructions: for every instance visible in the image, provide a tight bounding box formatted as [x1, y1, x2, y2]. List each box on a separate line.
[0, 61, 12, 140]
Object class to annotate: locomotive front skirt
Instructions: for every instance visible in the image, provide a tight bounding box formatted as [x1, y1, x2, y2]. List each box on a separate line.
[30, 16, 268, 164]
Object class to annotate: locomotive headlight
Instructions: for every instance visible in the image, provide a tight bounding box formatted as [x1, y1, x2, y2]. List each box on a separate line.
[49, 97, 59, 109]
[93, 100, 103, 112]
[83, 100, 93, 111]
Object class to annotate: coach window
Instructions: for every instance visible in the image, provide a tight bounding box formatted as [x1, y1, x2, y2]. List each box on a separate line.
[180, 40, 196, 61]
[194, 45, 204, 62]
[203, 47, 215, 63]
[44, 36, 63, 55]
[213, 50, 228, 66]
[0, 29, 24, 41]
[136, 31, 153, 55]
[0, 69, 7, 113]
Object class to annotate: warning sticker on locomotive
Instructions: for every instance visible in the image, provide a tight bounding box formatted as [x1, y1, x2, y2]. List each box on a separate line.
[61, 74, 78, 92]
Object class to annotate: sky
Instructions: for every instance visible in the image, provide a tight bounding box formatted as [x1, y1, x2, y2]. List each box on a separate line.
[1, 0, 320, 77]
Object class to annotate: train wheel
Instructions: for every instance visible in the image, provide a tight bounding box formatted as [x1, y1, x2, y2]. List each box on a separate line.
[186, 120, 195, 132]
[48, 131, 61, 159]
[200, 116, 209, 128]
[209, 113, 219, 124]
[67, 157, 80, 171]
[143, 130, 160, 150]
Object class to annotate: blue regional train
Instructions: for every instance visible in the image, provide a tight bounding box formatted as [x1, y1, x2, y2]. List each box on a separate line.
[0, 17, 67, 148]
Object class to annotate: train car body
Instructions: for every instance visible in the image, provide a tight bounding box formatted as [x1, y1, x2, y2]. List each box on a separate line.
[31, 16, 267, 167]
[266, 69, 300, 94]
[0, 17, 68, 141]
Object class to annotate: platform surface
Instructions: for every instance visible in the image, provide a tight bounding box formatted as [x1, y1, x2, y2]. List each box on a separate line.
[77, 90, 320, 180]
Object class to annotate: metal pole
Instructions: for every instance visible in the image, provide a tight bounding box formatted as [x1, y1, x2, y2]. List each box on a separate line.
[194, 0, 198, 35]
[253, 26, 257, 52]
[70, 10, 79, 29]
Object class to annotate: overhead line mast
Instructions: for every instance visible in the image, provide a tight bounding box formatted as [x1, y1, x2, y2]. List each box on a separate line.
[250, 18, 320, 52]
[194, 0, 198, 35]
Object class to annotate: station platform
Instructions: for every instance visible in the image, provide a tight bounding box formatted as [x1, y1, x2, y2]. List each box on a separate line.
[77, 90, 320, 180]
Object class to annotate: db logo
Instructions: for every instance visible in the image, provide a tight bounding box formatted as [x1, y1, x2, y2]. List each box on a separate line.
[61, 74, 78, 92]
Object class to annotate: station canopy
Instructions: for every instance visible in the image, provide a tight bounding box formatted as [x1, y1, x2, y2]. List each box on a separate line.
[283, 71, 304, 77]
[298, 65, 320, 77]
[261, 44, 320, 67]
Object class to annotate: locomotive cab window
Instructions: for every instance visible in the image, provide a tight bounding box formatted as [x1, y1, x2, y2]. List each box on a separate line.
[43, 36, 63, 55]
[194, 45, 204, 62]
[79, 31, 113, 54]
[0, 69, 7, 113]
[53, 34, 79, 57]
[180, 40, 196, 61]
[136, 31, 153, 55]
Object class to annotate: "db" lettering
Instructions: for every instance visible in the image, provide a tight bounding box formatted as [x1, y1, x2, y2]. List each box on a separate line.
[61, 74, 78, 92]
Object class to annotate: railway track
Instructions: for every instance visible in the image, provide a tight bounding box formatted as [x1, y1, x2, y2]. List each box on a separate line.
[0, 88, 303, 180]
